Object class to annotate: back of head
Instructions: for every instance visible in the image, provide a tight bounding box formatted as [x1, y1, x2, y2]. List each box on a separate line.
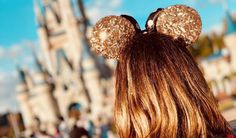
[89, 5, 233, 138]
[115, 33, 232, 138]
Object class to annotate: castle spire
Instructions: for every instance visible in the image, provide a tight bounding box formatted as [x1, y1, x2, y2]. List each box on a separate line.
[225, 11, 236, 35]
[77, 0, 89, 28]
[48, 3, 61, 24]
[33, 49, 45, 73]
[16, 66, 27, 85]
[32, 47, 54, 85]
[16, 66, 34, 90]
[34, 0, 45, 28]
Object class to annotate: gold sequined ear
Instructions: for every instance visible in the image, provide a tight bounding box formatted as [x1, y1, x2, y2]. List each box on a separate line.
[89, 15, 139, 59]
[155, 5, 202, 45]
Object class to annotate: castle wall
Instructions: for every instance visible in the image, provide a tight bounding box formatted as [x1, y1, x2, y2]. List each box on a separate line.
[17, 90, 35, 130]
[201, 57, 232, 96]
[82, 58, 103, 118]
[224, 34, 236, 71]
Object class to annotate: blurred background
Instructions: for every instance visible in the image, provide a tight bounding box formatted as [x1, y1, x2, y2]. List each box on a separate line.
[0, 0, 236, 137]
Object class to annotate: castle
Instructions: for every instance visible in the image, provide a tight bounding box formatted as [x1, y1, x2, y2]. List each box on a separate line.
[16, 0, 236, 134]
[16, 0, 114, 134]
[200, 10, 236, 112]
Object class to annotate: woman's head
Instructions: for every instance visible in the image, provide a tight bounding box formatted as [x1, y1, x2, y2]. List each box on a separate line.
[115, 33, 232, 137]
[89, 5, 232, 138]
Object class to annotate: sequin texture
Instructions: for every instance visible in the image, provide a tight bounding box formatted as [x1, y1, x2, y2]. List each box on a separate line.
[156, 5, 202, 45]
[89, 16, 136, 59]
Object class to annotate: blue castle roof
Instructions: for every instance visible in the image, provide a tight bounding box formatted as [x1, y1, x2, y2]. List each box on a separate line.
[203, 51, 224, 62]
[225, 11, 236, 35]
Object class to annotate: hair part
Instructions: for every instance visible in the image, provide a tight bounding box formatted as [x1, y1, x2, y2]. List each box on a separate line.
[114, 33, 232, 138]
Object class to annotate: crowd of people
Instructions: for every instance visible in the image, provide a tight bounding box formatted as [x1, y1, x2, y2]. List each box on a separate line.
[21, 103, 116, 138]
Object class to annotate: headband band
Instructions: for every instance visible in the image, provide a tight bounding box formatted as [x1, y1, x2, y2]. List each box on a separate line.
[89, 5, 202, 60]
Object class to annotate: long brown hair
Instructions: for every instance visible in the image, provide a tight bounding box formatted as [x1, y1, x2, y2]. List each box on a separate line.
[114, 33, 232, 138]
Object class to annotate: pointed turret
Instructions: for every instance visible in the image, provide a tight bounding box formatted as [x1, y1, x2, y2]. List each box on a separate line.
[34, 0, 45, 28]
[39, 0, 62, 34]
[77, 0, 90, 35]
[48, 4, 61, 24]
[16, 66, 34, 91]
[32, 48, 55, 86]
[225, 11, 236, 35]
[16, 66, 35, 131]
[33, 51, 44, 73]
[17, 66, 27, 85]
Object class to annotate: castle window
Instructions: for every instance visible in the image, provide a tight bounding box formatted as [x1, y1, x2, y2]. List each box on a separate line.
[63, 84, 68, 91]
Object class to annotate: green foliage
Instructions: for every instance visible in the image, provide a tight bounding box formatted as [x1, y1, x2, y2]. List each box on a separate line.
[189, 33, 225, 59]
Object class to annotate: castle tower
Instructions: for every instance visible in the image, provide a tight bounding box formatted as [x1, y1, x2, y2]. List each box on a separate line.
[15, 0, 116, 125]
[16, 67, 35, 131]
[35, 0, 110, 115]
[224, 11, 236, 71]
[56, 0, 83, 70]
[34, 0, 87, 117]
[33, 51, 60, 119]
[35, 0, 84, 75]
[53, 49, 89, 118]
[81, 44, 104, 118]
[26, 54, 60, 134]
[34, 0, 54, 74]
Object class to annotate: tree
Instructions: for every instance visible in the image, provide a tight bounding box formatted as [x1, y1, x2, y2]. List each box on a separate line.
[189, 35, 214, 59]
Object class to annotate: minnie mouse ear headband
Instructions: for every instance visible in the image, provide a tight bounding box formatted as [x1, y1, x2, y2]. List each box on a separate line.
[89, 5, 202, 59]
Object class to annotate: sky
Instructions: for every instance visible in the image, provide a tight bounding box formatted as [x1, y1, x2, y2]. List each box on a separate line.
[0, 0, 236, 113]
